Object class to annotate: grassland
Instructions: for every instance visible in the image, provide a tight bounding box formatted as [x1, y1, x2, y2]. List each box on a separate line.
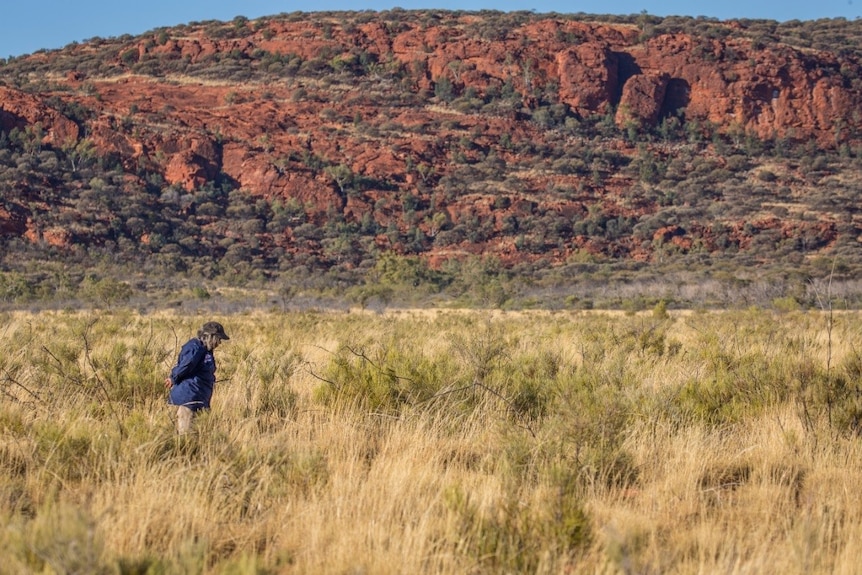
[1, 307, 862, 573]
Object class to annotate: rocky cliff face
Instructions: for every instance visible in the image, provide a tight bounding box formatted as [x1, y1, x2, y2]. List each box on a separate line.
[0, 12, 860, 271]
[0, 87, 79, 145]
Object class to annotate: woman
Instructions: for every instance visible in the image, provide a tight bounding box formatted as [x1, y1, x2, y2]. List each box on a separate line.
[165, 321, 230, 433]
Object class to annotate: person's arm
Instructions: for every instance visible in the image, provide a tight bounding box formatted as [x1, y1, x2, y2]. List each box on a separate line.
[169, 341, 206, 385]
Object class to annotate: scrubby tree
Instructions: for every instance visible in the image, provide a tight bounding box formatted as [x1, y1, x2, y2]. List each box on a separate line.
[325, 163, 355, 194]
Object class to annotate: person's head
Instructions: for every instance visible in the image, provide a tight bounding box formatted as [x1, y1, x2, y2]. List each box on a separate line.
[198, 321, 230, 351]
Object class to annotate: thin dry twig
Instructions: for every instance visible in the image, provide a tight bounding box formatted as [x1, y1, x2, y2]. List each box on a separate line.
[345, 345, 416, 384]
[81, 318, 127, 438]
[1, 369, 42, 403]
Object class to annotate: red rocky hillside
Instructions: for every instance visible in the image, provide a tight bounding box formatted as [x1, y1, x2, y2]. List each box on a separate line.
[0, 10, 861, 297]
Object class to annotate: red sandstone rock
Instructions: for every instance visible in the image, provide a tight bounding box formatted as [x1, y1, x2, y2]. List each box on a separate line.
[23, 223, 71, 248]
[165, 149, 212, 191]
[0, 204, 27, 236]
[557, 42, 619, 117]
[0, 87, 79, 145]
[616, 72, 670, 127]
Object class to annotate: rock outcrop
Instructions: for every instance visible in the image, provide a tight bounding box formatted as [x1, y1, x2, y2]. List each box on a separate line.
[557, 43, 619, 116]
[0, 87, 79, 145]
[616, 72, 670, 127]
[73, 15, 860, 146]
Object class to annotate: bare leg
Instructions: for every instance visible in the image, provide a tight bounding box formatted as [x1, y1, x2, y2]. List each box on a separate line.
[176, 405, 194, 434]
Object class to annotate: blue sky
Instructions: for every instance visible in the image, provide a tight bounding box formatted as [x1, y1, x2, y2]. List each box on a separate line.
[2, 0, 859, 59]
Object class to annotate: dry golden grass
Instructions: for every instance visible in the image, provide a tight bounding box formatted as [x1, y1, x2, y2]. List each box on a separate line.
[1, 308, 861, 573]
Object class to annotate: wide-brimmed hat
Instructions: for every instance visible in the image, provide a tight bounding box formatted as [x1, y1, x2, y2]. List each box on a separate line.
[201, 321, 230, 340]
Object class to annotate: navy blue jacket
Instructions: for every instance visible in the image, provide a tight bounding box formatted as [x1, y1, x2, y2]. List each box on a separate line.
[168, 338, 217, 411]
